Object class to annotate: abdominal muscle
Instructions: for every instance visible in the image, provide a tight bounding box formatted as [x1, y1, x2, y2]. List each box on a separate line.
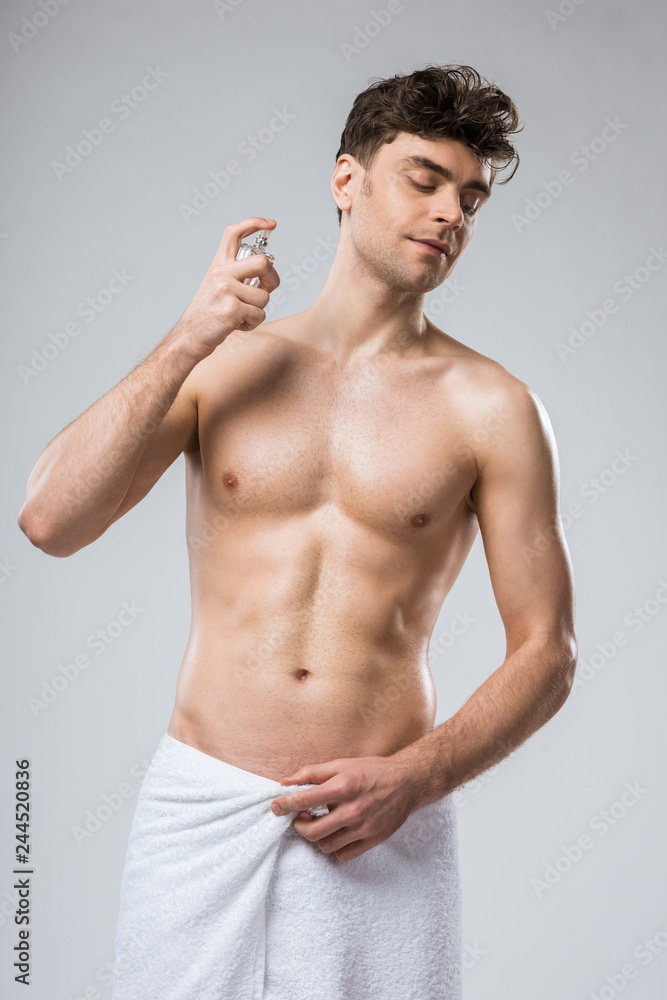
[166, 324, 482, 782]
[166, 509, 451, 783]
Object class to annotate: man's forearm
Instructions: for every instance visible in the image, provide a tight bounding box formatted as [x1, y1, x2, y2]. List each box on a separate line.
[394, 635, 577, 809]
[18, 321, 206, 553]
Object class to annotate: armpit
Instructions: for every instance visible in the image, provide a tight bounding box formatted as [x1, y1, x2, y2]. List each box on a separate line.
[184, 430, 200, 453]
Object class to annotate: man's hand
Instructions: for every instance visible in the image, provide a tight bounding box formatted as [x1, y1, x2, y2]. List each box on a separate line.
[176, 217, 281, 357]
[269, 754, 421, 863]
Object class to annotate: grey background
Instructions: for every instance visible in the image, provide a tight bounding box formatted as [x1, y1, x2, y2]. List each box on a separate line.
[2, 0, 666, 996]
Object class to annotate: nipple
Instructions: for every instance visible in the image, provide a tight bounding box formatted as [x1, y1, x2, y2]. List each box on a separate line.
[222, 471, 239, 490]
[410, 511, 431, 528]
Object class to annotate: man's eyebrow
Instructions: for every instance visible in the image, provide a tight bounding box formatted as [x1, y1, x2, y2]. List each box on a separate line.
[397, 155, 492, 198]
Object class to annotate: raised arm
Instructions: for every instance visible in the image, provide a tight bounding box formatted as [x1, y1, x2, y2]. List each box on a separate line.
[18, 333, 202, 557]
[397, 377, 578, 805]
[17, 217, 279, 557]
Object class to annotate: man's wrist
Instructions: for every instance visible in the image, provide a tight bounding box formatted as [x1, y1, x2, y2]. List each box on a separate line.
[390, 731, 451, 811]
[166, 318, 214, 367]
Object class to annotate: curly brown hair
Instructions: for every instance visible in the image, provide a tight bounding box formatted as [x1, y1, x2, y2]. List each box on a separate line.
[334, 64, 523, 225]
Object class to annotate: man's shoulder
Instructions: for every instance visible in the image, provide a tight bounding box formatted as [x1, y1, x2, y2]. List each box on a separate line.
[426, 327, 553, 489]
[428, 324, 537, 418]
[459, 360, 553, 486]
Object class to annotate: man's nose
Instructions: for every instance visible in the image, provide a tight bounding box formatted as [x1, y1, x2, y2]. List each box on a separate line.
[430, 194, 464, 230]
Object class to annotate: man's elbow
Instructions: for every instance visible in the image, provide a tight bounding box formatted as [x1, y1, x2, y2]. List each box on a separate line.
[550, 634, 578, 706]
[17, 506, 83, 558]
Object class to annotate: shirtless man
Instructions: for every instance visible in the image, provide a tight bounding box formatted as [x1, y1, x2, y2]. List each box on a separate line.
[18, 62, 576, 996]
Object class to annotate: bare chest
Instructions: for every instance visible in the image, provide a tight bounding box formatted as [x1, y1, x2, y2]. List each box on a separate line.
[196, 349, 476, 539]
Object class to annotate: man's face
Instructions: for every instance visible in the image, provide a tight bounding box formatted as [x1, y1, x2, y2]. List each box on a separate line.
[336, 131, 493, 293]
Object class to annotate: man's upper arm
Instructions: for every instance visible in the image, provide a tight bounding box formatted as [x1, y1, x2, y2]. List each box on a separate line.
[469, 380, 576, 658]
[99, 366, 199, 533]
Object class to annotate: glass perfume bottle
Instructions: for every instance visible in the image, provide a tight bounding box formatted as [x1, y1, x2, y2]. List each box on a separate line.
[236, 229, 275, 287]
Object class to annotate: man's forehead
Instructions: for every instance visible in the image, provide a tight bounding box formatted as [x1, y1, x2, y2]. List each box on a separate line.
[383, 134, 492, 189]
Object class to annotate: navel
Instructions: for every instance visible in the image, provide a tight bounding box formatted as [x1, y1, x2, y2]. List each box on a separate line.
[410, 511, 431, 528]
[293, 669, 310, 681]
[222, 470, 239, 491]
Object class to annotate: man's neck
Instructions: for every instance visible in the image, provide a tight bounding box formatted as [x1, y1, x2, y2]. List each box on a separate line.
[301, 243, 431, 363]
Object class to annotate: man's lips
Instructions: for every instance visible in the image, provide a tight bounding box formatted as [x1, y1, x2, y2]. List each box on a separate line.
[408, 238, 450, 258]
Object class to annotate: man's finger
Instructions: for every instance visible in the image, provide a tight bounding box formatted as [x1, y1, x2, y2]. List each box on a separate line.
[271, 784, 336, 816]
[212, 217, 277, 266]
[279, 759, 353, 785]
[271, 792, 316, 815]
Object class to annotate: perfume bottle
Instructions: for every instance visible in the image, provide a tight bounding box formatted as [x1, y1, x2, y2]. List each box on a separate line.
[236, 229, 275, 287]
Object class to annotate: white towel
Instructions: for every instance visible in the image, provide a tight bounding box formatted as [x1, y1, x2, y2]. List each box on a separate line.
[111, 732, 462, 999]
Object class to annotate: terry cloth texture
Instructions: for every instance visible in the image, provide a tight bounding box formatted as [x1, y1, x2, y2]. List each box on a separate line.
[111, 731, 462, 1000]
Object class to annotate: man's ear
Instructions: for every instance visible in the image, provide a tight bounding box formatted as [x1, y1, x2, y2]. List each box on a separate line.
[331, 153, 357, 216]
